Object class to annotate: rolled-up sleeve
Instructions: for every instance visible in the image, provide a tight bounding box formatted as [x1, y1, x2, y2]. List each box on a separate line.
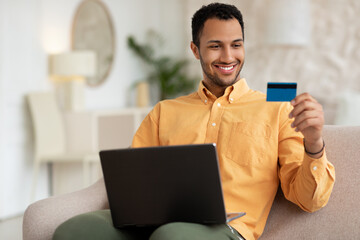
[277, 104, 335, 212]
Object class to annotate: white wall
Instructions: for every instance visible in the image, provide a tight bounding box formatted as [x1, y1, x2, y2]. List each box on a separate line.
[0, 0, 49, 219]
[0, 0, 5, 218]
[0, 0, 187, 219]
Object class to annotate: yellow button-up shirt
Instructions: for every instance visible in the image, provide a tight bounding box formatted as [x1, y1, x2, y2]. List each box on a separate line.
[131, 79, 335, 240]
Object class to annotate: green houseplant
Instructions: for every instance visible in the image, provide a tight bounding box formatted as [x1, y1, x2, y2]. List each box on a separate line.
[127, 33, 196, 100]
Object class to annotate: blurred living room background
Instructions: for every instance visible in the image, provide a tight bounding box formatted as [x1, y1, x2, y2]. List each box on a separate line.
[1, 0, 360, 238]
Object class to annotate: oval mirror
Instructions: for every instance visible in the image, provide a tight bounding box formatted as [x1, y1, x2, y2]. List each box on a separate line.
[72, 0, 115, 86]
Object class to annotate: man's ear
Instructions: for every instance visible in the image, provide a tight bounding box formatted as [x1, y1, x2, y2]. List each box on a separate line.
[190, 41, 200, 60]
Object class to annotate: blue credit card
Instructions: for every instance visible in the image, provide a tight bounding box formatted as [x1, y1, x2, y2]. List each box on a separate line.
[266, 82, 297, 102]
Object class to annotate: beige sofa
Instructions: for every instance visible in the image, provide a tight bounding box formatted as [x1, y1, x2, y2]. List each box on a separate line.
[23, 125, 360, 240]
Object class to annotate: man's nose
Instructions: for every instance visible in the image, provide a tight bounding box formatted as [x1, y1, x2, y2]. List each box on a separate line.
[219, 46, 234, 63]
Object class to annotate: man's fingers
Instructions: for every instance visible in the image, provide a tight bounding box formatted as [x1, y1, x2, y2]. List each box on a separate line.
[291, 110, 322, 129]
[289, 100, 321, 118]
[291, 92, 317, 107]
[289, 92, 324, 142]
[293, 117, 323, 132]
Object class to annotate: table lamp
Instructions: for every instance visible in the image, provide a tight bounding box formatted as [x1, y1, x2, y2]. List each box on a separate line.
[49, 50, 96, 111]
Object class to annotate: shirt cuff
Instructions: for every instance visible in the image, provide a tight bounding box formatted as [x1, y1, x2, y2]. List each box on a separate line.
[302, 149, 328, 181]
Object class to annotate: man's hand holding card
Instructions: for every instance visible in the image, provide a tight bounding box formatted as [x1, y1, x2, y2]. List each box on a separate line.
[289, 93, 325, 158]
[267, 83, 325, 158]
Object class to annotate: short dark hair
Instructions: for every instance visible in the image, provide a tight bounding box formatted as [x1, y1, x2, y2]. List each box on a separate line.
[191, 3, 244, 47]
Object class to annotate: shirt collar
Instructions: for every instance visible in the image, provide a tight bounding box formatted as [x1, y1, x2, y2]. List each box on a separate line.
[197, 78, 250, 104]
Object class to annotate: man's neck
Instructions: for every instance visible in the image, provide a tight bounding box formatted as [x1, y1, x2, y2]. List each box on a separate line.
[202, 78, 243, 98]
[202, 81, 226, 98]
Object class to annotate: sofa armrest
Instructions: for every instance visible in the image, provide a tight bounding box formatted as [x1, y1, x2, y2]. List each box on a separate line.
[23, 178, 109, 240]
[261, 125, 360, 239]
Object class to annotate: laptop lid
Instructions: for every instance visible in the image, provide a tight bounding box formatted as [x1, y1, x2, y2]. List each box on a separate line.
[100, 144, 228, 227]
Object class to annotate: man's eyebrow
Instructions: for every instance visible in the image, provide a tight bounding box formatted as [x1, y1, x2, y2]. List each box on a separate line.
[206, 38, 243, 44]
[207, 40, 221, 44]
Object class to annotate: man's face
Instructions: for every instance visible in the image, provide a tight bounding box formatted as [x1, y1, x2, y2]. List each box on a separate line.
[191, 18, 245, 91]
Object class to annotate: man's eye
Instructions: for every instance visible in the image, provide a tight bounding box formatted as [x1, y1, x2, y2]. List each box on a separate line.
[209, 45, 220, 49]
[233, 44, 242, 48]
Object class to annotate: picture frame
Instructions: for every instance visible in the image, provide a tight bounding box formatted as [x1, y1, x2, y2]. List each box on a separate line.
[72, 0, 115, 87]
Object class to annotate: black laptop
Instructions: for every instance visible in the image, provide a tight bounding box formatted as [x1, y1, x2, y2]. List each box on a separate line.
[100, 143, 245, 228]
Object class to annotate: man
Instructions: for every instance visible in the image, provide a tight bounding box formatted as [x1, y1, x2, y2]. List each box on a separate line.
[54, 3, 335, 240]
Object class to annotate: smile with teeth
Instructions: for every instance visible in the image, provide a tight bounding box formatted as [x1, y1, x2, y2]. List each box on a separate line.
[214, 64, 237, 73]
[219, 66, 234, 70]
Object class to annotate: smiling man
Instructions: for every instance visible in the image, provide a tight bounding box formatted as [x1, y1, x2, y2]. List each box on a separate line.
[53, 3, 335, 240]
[191, 17, 245, 97]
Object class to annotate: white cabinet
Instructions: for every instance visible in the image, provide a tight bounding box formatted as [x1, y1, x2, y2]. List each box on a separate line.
[52, 107, 152, 196]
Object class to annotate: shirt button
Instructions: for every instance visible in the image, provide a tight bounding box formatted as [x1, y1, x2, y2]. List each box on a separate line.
[217, 103, 221, 107]
[313, 166, 317, 171]
[229, 98, 234, 102]
[212, 123, 216, 127]
[204, 99, 208, 103]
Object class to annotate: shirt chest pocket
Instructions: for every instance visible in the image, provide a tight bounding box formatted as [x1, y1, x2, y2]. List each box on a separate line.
[225, 122, 273, 166]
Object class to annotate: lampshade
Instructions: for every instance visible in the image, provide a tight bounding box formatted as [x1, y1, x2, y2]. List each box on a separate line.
[264, 0, 310, 46]
[49, 50, 96, 77]
[49, 50, 96, 111]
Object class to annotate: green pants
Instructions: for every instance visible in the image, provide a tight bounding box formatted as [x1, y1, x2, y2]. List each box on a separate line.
[53, 210, 245, 240]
